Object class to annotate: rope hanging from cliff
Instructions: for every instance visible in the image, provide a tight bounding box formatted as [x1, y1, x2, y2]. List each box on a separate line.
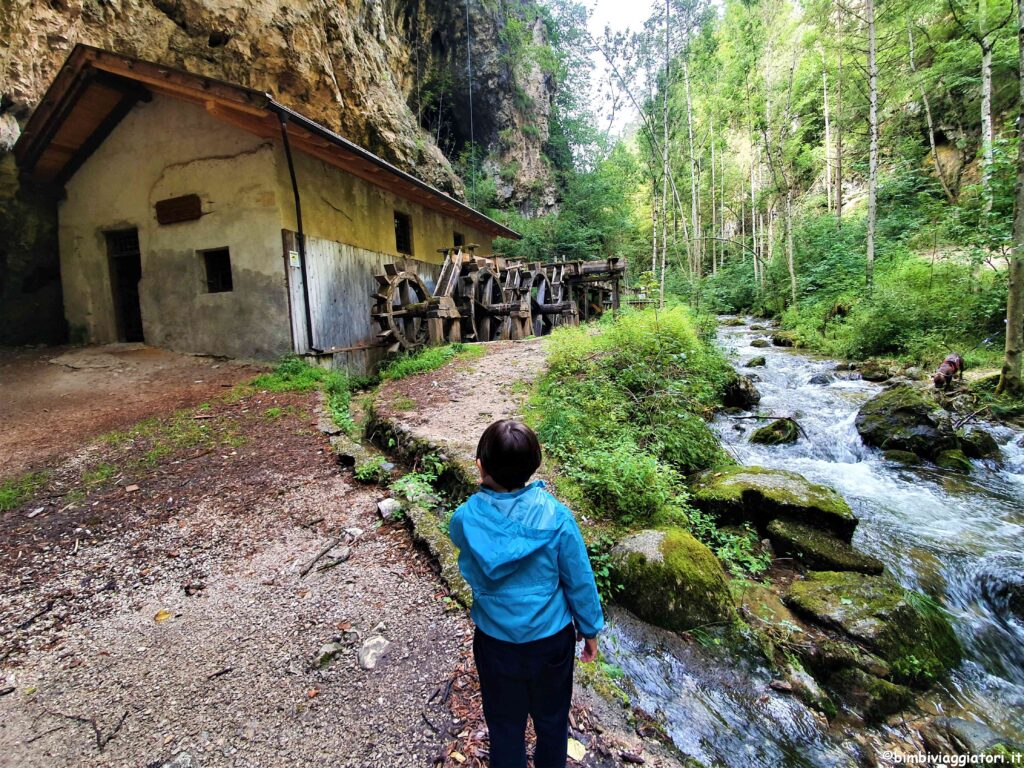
[466, 0, 476, 202]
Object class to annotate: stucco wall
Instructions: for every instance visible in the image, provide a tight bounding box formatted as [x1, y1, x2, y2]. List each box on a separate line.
[59, 94, 292, 360]
[275, 148, 495, 265]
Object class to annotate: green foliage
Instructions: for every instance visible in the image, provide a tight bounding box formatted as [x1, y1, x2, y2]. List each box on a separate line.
[529, 308, 730, 525]
[248, 357, 356, 433]
[0, 471, 48, 512]
[354, 456, 391, 484]
[380, 343, 485, 381]
[586, 533, 625, 604]
[689, 507, 772, 578]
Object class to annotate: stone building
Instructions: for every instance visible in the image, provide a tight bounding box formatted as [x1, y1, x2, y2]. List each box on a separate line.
[14, 45, 519, 370]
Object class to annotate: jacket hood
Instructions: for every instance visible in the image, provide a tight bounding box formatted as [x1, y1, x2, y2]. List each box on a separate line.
[459, 480, 563, 581]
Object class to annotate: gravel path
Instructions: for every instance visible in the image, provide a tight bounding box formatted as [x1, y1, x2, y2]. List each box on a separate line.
[0, 391, 470, 767]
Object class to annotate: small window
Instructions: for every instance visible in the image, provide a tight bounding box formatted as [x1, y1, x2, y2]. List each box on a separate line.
[202, 248, 233, 293]
[454, 231, 465, 248]
[394, 211, 413, 255]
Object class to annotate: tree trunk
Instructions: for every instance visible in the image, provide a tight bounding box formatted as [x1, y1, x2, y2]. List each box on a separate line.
[997, 0, 1024, 396]
[836, 39, 844, 226]
[711, 122, 718, 275]
[786, 188, 798, 304]
[823, 54, 832, 213]
[684, 61, 701, 279]
[661, 0, 670, 307]
[909, 24, 955, 203]
[866, 0, 878, 294]
[652, 183, 659, 277]
[751, 159, 760, 287]
[982, 38, 994, 210]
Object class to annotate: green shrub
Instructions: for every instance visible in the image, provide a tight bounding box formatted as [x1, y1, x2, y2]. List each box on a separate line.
[529, 307, 729, 526]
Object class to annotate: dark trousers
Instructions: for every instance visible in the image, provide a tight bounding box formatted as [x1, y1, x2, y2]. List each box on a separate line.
[473, 622, 575, 768]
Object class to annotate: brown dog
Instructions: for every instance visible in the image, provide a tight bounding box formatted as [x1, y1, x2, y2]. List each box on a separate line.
[933, 353, 964, 390]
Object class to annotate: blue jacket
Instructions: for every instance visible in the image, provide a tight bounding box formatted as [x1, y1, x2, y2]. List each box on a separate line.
[449, 480, 605, 644]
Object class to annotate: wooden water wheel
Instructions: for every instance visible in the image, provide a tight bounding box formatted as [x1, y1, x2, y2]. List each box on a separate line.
[524, 270, 559, 337]
[458, 267, 507, 342]
[371, 268, 430, 352]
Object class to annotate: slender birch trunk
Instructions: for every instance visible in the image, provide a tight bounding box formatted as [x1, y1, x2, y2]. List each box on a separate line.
[866, 0, 878, 295]
[836, 38, 844, 226]
[711, 124, 717, 275]
[981, 38, 994, 210]
[684, 61, 700, 279]
[823, 54, 832, 212]
[661, 0, 670, 307]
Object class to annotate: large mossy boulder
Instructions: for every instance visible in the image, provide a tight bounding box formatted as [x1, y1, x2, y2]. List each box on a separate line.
[750, 418, 799, 445]
[750, 338, 771, 348]
[746, 356, 767, 368]
[722, 374, 761, 410]
[611, 528, 736, 632]
[785, 571, 961, 687]
[771, 332, 796, 347]
[935, 448, 973, 473]
[855, 385, 957, 459]
[829, 668, 914, 722]
[960, 429, 1000, 460]
[767, 520, 884, 574]
[692, 466, 857, 539]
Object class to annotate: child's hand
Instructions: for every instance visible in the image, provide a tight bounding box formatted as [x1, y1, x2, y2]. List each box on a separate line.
[576, 631, 598, 663]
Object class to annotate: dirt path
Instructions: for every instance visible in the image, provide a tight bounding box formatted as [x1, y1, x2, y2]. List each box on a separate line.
[375, 339, 548, 463]
[0, 344, 258, 479]
[0, 389, 470, 767]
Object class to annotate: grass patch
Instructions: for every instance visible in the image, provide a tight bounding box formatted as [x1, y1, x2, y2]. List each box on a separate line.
[82, 463, 117, 487]
[391, 396, 417, 411]
[0, 471, 49, 512]
[380, 343, 485, 381]
[242, 357, 357, 434]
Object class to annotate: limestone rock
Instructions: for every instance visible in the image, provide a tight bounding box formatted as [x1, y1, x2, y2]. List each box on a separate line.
[785, 571, 961, 687]
[377, 498, 403, 520]
[750, 418, 800, 445]
[316, 641, 346, 669]
[855, 385, 957, 459]
[357, 635, 391, 670]
[767, 520, 884, 574]
[611, 528, 735, 632]
[692, 466, 857, 539]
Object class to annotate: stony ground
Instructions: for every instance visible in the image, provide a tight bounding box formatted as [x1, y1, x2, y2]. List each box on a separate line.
[2, 340, 690, 768]
[0, 344, 258, 477]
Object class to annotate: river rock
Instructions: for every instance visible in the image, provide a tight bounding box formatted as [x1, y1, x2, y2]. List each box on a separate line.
[771, 332, 796, 347]
[750, 324, 769, 331]
[611, 528, 735, 632]
[751, 338, 771, 348]
[882, 450, 922, 465]
[920, 717, 1011, 757]
[855, 385, 958, 459]
[975, 553, 1024, 623]
[746, 356, 767, 368]
[960, 428, 1000, 459]
[692, 466, 857, 539]
[829, 667, 914, 722]
[785, 571, 962, 687]
[722, 374, 761, 410]
[766, 520, 884, 574]
[859, 361, 894, 382]
[722, 317, 746, 326]
[377, 498, 403, 519]
[935, 448, 972, 473]
[807, 373, 833, 386]
[750, 418, 800, 445]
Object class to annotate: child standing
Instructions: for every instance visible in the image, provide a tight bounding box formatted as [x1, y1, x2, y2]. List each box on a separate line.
[449, 419, 604, 768]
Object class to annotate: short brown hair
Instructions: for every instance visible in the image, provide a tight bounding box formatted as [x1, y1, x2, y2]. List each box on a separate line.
[476, 420, 542, 490]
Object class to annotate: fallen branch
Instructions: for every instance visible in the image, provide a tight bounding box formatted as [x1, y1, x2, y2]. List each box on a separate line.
[300, 535, 345, 578]
[316, 549, 351, 572]
[952, 407, 988, 430]
[26, 725, 65, 744]
[0, 686, 14, 696]
[18, 600, 55, 631]
[45, 709, 129, 753]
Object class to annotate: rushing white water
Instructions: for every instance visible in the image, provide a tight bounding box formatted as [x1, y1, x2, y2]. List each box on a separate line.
[599, 318, 1024, 767]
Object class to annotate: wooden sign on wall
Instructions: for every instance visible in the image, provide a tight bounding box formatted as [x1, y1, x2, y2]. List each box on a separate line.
[155, 194, 203, 225]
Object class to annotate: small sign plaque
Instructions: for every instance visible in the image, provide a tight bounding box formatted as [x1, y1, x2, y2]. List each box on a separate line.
[288, 250, 301, 268]
[155, 194, 203, 225]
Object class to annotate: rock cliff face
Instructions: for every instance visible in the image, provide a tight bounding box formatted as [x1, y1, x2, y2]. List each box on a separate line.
[0, 0, 557, 343]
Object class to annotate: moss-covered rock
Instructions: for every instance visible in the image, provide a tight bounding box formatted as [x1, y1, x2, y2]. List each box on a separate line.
[771, 332, 796, 347]
[691, 466, 858, 539]
[750, 324, 769, 331]
[750, 338, 771, 348]
[883, 450, 922, 465]
[611, 528, 736, 632]
[960, 429, 1000, 460]
[767, 520, 884, 574]
[828, 667, 914, 722]
[722, 317, 746, 326]
[855, 385, 957, 459]
[935, 448, 973, 473]
[859, 361, 895, 382]
[746, 356, 767, 368]
[785, 571, 961, 687]
[722, 374, 761, 410]
[750, 418, 800, 445]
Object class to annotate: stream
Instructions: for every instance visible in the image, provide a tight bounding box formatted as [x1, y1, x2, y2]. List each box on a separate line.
[599, 317, 1024, 767]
